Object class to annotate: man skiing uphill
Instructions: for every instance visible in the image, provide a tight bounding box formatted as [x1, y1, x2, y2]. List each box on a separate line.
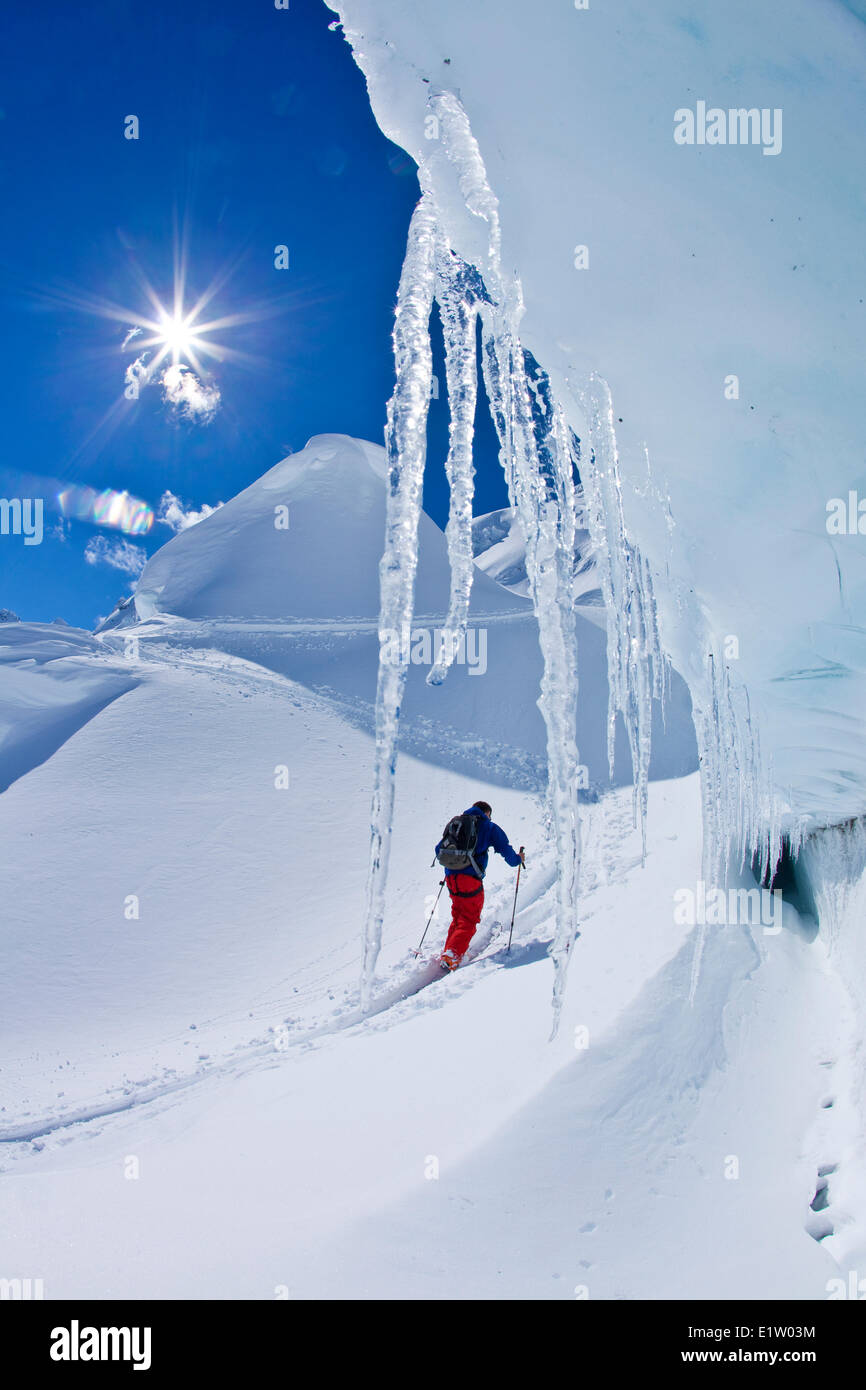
[434, 801, 524, 971]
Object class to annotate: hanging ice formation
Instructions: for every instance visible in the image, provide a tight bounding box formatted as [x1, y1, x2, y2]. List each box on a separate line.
[360, 192, 438, 1005]
[687, 648, 784, 1000]
[359, 93, 581, 1028]
[578, 376, 668, 860]
[360, 87, 781, 1018]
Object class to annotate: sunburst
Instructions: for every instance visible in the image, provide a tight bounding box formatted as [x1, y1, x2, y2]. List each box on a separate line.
[22, 219, 300, 473]
[31, 220, 296, 391]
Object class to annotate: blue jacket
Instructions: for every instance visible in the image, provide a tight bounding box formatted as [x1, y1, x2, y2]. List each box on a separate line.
[436, 806, 522, 880]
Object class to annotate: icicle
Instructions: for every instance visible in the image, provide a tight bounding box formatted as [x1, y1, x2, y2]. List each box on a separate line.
[688, 646, 783, 1002]
[427, 244, 480, 686]
[478, 308, 582, 1036]
[360, 192, 437, 1007]
[418, 89, 582, 1028]
[364, 86, 786, 1025]
[425, 91, 502, 271]
[800, 815, 866, 950]
[579, 375, 662, 860]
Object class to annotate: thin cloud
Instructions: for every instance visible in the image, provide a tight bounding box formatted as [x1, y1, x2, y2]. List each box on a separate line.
[158, 490, 223, 533]
[161, 364, 221, 423]
[124, 353, 152, 391]
[122, 337, 221, 426]
[84, 535, 147, 579]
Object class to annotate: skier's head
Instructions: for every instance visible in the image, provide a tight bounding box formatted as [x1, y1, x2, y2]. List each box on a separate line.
[473, 800, 492, 818]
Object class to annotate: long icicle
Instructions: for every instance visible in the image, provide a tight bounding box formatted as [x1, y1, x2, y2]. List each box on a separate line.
[425, 89, 581, 1029]
[427, 242, 480, 686]
[579, 374, 659, 860]
[360, 192, 437, 1007]
[479, 311, 581, 1037]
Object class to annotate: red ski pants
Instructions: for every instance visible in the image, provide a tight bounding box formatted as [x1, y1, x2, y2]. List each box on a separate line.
[444, 873, 484, 958]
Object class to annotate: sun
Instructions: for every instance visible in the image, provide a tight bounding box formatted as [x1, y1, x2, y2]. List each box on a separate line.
[156, 311, 196, 363]
[128, 297, 220, 380]
[31, 220, 297, 409]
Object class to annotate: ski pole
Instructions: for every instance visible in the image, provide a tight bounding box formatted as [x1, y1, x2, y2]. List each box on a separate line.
[414, 880, 445, 957]
[506, 848, 525, 954]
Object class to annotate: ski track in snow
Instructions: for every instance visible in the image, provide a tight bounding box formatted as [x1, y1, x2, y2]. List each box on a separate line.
[0, 903, 541, 1150]
[0, 846, 552, 1149]
[115, 621, 551, 791]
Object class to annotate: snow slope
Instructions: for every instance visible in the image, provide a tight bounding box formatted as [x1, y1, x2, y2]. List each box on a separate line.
[329, 0, 866, 838]
[0, 624, 137, 795]
[1, 763, 858, 1299]
[1, 433, 862, 1299]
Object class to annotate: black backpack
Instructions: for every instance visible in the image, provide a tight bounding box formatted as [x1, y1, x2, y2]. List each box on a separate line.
[437, 812, 483, 877]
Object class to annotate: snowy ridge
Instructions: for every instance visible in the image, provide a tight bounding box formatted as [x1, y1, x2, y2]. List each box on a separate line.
[472, 505, 604, 617]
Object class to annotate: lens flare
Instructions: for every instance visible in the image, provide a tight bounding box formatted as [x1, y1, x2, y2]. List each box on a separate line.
[58, 485, 153, 535]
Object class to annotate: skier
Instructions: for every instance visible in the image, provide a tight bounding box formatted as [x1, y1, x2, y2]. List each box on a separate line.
[434, 800, 524, 970]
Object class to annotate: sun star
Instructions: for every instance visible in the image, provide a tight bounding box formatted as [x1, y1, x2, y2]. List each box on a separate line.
[133, 299, 218, 379]
[156, 311, 196, 364]
[28, 222, 297, 433]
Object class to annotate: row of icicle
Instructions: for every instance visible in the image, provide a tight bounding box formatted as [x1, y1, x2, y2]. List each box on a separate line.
[360, 89, 781, 1023]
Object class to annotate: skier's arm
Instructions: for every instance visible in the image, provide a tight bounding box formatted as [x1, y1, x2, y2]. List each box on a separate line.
[489, 821, 523, 868]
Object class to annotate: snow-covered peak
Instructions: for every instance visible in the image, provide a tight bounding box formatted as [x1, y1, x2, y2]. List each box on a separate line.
[472, 506, 604, 619]
[127, 434, 520, 625]
[472, 508, 527, 594]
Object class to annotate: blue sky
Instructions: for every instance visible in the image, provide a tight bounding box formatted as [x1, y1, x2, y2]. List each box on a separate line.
[0, 0, 505, 628]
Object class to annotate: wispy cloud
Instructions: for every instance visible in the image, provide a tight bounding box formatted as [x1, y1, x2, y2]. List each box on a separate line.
[122, 338, 221, 425]
[161, 364, 221, 423]
[124, 353, 152, 392]
[84, 535, 147, 579]
[158, 490, 223, 533]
